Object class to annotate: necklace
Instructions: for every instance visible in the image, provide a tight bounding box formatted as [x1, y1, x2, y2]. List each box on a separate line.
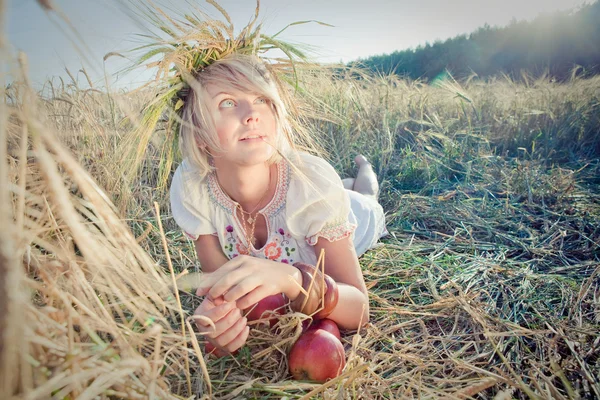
[237, 168, 272, 247]
[239, 205, 257, 248]
[240, 189, 269, 225]
[239, 168, 271, 224]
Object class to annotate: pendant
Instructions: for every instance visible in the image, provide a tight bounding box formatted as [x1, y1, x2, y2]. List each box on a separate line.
[247, 216, 255, 225]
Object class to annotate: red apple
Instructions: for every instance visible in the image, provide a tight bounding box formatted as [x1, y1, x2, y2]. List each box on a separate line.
[293, 263, 339, 319]
[314, 274, 339, 319]
[244, 293, 287, 327]
[301, 319, 311, 331]
[288, 329, 346, 382]
[306, 318, 341, 340]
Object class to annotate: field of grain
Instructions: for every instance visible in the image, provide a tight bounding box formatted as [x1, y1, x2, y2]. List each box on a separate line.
[1, 4, 599, 399]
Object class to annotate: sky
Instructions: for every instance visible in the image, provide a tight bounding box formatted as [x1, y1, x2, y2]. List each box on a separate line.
[6, 0, 589, 90]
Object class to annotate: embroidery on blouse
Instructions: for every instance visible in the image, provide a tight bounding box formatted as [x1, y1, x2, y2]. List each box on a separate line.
[206, 159, 289, 219]
[263, 242, 282, 260]
[207, 160, 291, 256]
[206, 173, 235, 214]
[261, 161, 290, 218]
[221, 224, 297, 263]
[259, 227, 296, 263]
[223, 224, 249, 258]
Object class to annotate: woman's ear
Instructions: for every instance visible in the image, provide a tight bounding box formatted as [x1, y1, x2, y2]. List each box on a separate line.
[195, 136, 206, 150]
[195, 138, 214, 157]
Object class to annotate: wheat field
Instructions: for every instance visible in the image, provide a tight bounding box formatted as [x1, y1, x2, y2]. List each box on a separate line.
[1, 2, 599, 399]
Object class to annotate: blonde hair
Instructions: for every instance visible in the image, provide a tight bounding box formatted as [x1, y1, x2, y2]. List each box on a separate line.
[179, 54, 299, 176]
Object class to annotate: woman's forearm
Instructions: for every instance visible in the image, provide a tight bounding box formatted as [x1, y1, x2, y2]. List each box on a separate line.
[323, 283, 369, 330]
[281, 264, 369, 330]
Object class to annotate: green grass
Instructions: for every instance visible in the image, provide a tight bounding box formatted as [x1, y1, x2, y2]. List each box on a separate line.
[15, 67, 600, 399]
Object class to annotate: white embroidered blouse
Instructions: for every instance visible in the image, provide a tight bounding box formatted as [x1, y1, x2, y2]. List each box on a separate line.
[169, 152, 357, 266]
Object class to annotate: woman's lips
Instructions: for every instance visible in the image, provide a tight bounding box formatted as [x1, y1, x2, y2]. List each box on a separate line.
[240, 135, 265, 141]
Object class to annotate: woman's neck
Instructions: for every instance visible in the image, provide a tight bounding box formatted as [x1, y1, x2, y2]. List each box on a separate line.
[214, 161, 274, 212]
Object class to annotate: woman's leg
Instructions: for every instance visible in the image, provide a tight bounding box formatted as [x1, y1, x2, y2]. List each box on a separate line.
[352, 155, 379, 199]
[342, 178, 356, 190]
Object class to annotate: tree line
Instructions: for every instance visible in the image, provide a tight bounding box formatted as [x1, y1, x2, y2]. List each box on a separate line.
[352, 1, 600, 81]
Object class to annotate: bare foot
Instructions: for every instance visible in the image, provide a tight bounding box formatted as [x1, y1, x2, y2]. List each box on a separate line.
[354, 155, 370, 167]
[353, 154, 379, 198]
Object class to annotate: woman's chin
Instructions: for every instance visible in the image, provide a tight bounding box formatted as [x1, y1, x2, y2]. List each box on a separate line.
[216, 148, 275, 168]
[242, 147, 276, 165]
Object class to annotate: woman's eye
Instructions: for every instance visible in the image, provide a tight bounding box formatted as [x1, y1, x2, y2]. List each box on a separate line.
[255, 97, 268, 105]
[219, 99, 235, 108]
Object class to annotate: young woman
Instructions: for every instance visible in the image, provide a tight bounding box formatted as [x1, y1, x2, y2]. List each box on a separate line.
[169, 55, 387, 354]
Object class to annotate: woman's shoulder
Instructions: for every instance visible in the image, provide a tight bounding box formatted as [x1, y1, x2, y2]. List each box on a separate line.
[292, 152, 340, 180]
[170, 159, 210, 200]
[173, 158, 206, 179]
[284, 152, 353, 242]
[286, 152, 344, 197]
[295, 151, 331, 166]
[169, 160, 217, 237]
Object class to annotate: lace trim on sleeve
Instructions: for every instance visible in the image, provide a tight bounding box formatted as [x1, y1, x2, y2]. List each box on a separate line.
[183, 231, 198, 241]
[183, 231, 218, 241]
[306, 218, 357, 246]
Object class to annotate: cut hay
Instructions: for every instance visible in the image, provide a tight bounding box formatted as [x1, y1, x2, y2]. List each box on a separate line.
[1, 55, 198, 399]
[2, 1, 600, 397]
[3, 65, 600, 399]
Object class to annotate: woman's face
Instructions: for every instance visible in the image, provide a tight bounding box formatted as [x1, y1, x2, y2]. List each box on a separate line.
[204, 82, 278, 168]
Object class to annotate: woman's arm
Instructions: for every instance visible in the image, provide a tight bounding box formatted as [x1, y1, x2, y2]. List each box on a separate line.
[194, 234, 229, 273]
[194, 234, 303, 302]
[313, 236, 370, 330]
[193, 235, 369, 330]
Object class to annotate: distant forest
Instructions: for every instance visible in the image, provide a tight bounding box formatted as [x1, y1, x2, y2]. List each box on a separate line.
[353, 1, 600, 81]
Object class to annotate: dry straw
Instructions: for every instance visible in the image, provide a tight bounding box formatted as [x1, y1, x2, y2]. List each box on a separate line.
[2, 0, 600, 398]
[1, 51, 195, 398]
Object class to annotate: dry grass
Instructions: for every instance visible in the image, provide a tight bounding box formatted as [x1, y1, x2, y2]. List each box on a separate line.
[2, 2, 600, 399]
[4, 63, 599, 400]
[2, 56, 201, 399]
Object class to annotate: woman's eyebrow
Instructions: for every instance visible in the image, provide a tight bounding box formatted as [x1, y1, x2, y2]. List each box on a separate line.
[211, 91, 231, 98]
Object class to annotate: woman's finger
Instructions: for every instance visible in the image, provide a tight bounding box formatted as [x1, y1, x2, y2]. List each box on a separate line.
[203, 307, 242, 337]
[194, 257, 245, 296]
[191, 314, 215, 331]
[235, 286, 271, 311]
[206, 266, 257, 300]
[223, 325, 250, 353]
[195, 276, 215, 296]
[195, 271, 224, 296]
[211, 295, 226, 306]
[214, 315, 247, 348]
[215, 275, 262, 303]
[193, 301, 236, 330]
[203, 301, 237, 323]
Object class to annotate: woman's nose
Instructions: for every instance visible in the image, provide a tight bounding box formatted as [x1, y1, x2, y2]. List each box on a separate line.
[243, 105, 259, 124]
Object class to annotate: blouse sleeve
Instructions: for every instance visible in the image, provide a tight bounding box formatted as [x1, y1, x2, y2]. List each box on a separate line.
[169, 161, 216, 241]
[286, 153, 357, 245]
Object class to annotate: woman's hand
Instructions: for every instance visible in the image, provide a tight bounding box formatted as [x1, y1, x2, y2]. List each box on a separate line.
[195, 255, 302, 310]
[193, 295, 250, 353]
